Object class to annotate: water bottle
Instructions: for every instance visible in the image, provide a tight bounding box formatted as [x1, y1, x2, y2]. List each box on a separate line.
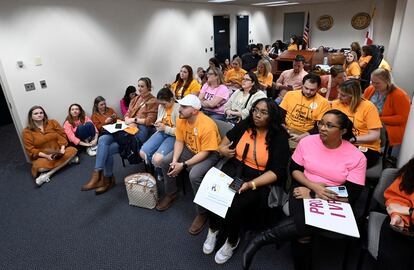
[323, 56, 328, 65]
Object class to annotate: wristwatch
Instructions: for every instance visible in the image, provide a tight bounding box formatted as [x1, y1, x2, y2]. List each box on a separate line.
[309, 190, 316, 198]
[182, 161, 188, 169]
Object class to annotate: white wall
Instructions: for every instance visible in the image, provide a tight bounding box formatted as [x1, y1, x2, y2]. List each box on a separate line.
[271, 0, 396, 51]
[390, 0, 414, 97]
[0, 0, 273, 137]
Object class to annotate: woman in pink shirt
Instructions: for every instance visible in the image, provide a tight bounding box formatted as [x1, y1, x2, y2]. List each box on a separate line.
[63, 103, 98, 156]
[243, 109, 367, 270]
[199, 67, 230, 121]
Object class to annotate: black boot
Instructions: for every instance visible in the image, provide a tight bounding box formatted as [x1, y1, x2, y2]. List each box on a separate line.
[242, 218, 299, 270]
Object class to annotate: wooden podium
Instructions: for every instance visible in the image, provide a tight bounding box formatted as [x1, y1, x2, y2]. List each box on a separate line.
[271, 50, 316, 76]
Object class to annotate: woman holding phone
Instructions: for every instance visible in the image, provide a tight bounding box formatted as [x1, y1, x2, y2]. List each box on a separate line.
[202, 98, 290, 265]
[242, 109, 367, 270]
[91, 96, 119, 135]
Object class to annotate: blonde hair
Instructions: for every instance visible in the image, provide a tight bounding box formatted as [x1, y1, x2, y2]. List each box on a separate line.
[208, 67, 225, 86]
[371, 68, 396, 93]
[344, 51, 358, 68]
[257, 59, 271, 77]
[339, 79, 362, 113]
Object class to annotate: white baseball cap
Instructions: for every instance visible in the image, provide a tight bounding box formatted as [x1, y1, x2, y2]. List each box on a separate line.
[177, 94, 202, 110]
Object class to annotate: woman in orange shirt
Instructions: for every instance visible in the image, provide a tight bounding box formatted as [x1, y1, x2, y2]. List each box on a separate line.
[202, 98, 290, 265]
[359, 45, 373, 70]
[255, 59, 273, 90]
[287, 35, 299, 51]
[91, 96, 119, 134]
[363, 69, 410, 157]
[169, 65, 201, 100]
[224, 57, 247, 92]
[22, 106, 78, 186]
[377, 157, 414, 270]
[343, 51, 361, 79]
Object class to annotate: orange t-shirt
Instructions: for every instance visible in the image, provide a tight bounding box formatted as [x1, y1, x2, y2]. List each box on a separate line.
[161, 106, 173, 128]
[344, 62, 361, 78]
[175, 112, 221, 154]
[256, 72, 273, 88]
[225, 68, 247, 86]
[331, 99, 382, 152]
[288, 44, 298, 51]
[235, 129, 268, 171]
[359, 55, 372, 66]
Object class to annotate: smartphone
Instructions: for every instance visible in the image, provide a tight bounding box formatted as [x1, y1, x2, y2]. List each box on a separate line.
[229, 177, 244, 192]
[326, 186, 348, 197]
[115, 123, 122, 129]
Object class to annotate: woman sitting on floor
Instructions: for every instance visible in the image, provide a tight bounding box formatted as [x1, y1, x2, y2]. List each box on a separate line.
[140, 88, 179, 180]
[120, 85, 137, 116]
[363, 68, 410, 158]
[168, 65, 201, 100]
[199, 67, 230, 121]
[242, 109, 367, 270]
[91, 96, 119, 135]
[223, 71, 266, 124]
[81, 77, 158, 195]
[377, 157, 414, 270]
[63, 103, 98, 156]
[203, 98, 290, 265]
[23, 106, 78, 186]
[332, 79, 382, 168]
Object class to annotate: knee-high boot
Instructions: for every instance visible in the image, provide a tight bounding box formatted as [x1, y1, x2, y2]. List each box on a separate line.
[242, 217, 300, 270]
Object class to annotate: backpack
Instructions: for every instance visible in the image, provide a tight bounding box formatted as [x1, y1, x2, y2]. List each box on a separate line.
[112, 131, 141, 164]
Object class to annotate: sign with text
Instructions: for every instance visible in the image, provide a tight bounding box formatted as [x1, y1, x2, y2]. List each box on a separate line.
[303, 199, 360, 238]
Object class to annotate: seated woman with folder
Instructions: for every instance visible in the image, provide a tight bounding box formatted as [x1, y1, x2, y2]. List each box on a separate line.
[201, 98, 290, 265]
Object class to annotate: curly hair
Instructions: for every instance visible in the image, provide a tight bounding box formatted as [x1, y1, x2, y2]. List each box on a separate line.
[244, 98, 286, 149]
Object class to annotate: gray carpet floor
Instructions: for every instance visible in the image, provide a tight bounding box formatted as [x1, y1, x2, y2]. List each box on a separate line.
[0, 124, 295, 270]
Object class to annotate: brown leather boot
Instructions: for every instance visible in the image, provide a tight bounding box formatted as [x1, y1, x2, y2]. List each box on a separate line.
[81, 170, 104, 191]
[95, 175, 116, 195]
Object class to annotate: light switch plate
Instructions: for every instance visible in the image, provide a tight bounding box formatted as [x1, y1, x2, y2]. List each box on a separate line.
[40, 80, 47, 89]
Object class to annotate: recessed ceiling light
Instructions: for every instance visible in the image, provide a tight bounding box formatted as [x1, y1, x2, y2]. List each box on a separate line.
[267, 2, 300, 6]
[252, 1, 287, 5]
[208, 0, 236, 3]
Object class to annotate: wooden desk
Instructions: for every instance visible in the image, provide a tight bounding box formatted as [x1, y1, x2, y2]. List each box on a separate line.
[271, 50, 315, 76]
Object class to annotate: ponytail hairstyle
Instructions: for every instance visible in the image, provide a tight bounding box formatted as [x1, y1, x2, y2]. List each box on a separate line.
[322, 109, 356, 141]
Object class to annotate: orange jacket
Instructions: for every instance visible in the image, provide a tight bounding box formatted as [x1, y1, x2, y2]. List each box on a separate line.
[385, 176, 414, 227]
[363, 85, 410, 146]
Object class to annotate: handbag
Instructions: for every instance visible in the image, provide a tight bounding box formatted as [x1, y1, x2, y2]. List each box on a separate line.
[268, 184, 289, 208]
[124, 173, 158, 209]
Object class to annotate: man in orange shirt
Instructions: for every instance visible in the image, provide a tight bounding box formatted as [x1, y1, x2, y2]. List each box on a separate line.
[159, 94, 221, 235]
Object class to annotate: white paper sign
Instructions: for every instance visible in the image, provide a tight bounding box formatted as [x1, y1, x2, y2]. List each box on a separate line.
[303, 199, 360, 238]
[194, 167, 235, 218]
[103, 121, 128, 133]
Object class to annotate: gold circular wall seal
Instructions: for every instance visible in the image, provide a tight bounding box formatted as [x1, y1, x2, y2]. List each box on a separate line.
[351, 12, 371, 30]
[317, 15, 334, 31]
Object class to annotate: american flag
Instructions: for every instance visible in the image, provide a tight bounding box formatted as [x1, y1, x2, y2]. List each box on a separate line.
[303, 13, 310, 49]
[365, 7, 376, 45]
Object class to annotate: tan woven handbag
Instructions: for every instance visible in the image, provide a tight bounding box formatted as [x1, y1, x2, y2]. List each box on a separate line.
[124, 173, 158, 209]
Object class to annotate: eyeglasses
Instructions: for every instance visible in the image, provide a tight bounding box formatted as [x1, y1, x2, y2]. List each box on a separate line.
[242, 78, 252, 82]
[252, 108, 269, 116]
[207, 72, 216, 76]
[317, 121, 341, 129]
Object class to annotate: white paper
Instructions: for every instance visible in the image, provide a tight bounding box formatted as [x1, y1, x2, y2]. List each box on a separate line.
[193, 167, 236, 218]
[102, 121, 128, 133]
[303, 199, 360, 238]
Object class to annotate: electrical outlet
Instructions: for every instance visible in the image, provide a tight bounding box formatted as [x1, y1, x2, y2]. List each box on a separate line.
[24, 83, 35, 91]
[40, 80, 47, 89]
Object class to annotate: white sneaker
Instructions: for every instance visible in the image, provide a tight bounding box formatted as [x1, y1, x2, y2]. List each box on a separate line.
[35, 173, 50, 186]
[214, 238, 240, 264]
[86, 146, 97, 157]
[203, 229, 219, 255]
[71, 156, 80, 164]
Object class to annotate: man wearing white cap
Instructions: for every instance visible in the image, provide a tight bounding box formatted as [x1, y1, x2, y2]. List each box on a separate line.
[159, 94, 221, 235]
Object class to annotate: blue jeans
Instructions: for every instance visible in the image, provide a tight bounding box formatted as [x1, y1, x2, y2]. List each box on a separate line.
[202, 109, 225, 121]
[95, 134, 119, 177]
[141, 131, 175, 166]
[135, 124, 154, 145]
[75, 122, 96, 142]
